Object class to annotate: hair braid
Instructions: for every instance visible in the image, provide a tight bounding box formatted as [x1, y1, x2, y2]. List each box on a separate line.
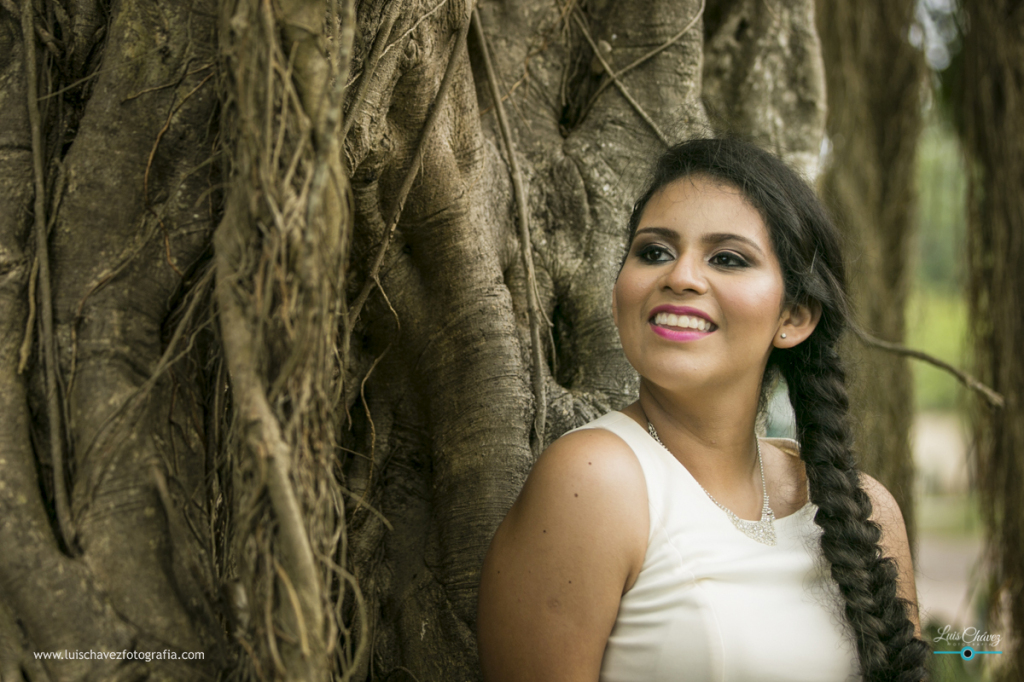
[778, 341, 930, 682]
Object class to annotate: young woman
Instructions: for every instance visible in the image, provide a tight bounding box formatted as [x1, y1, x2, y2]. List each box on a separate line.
[477, 139, 930, 681]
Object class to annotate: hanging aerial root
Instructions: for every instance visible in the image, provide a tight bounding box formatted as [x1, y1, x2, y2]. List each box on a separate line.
[571, 9, 670, 146]
[472, 8, 548, 454]
[346, 12, 471, 328]
[577, 0, 705, 124]
[21, 0, 74, 549]
[216, 0, 364, 676]
[215, 210, 327, 670]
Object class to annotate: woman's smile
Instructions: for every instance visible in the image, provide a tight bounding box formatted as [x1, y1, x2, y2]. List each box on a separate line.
[649, 305, 716, 341]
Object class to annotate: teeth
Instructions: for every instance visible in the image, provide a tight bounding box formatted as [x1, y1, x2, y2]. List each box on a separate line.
[653, 312, 713, 331]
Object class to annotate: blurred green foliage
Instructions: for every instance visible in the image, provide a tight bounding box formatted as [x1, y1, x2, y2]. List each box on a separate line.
[915, 117, 967, 293]
[908, 114, 969, 412]
[918, 492, 982, 538]
[906, 288, 967, 411]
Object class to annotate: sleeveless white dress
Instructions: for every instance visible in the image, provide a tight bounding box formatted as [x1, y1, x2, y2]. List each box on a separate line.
[572, 411, 860, 682]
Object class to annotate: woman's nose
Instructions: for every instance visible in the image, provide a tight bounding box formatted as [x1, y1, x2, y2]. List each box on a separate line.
[663, 254, 708, 294]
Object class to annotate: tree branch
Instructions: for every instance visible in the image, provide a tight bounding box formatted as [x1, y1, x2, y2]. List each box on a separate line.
[341, 0, 404, 140]
[852, 325, 1004, 409]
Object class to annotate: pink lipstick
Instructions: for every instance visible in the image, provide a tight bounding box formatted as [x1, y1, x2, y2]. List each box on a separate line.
[648, 305, 716, 342]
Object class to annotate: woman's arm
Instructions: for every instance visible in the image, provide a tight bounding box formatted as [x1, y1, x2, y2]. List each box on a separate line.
[477, 429, 649, 682]
[860, 473, 922, 637]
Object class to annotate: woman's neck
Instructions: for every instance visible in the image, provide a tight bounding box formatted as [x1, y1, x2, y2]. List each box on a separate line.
[625, 377, 765, 499]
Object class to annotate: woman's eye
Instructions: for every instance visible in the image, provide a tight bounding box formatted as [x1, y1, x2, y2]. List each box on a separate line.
[710, 252, 749, 267]
[637, 245, 672, 262]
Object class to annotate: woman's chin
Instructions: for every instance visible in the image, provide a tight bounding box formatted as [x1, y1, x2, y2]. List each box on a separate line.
[639, 369, 717, 394]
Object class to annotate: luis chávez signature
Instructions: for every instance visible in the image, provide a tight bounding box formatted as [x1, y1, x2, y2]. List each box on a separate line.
[933, 625, 1003, 661]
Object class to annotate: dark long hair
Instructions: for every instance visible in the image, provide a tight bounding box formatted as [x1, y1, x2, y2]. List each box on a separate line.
[625, 138, 929, 682]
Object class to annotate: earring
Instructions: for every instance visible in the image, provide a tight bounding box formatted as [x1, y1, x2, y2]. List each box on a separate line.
[780, 333, 787, 339]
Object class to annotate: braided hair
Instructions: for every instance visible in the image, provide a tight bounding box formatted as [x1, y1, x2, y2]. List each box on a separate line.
[624, 138, 929, 681]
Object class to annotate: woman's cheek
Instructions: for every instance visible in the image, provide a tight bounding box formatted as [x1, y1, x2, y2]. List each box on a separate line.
[721, 279, 784, 328]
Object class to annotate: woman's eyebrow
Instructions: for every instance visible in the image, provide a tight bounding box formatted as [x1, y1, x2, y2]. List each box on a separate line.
[633, 226, 678, 240]
[635, 227, 766, 257]
[702, 232, 765, 256]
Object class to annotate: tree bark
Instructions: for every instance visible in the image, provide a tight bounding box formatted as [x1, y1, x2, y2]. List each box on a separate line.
[959, 1, 1024, 676]
[1, 0, 225, 678]
[815, 0, 925, 541]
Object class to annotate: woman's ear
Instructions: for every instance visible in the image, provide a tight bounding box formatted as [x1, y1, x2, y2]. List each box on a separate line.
[774, 300, 821, 348]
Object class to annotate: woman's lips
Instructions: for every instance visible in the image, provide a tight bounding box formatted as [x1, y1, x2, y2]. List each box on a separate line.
[649, 322, 714, 342]
[648, 306, 717, 341]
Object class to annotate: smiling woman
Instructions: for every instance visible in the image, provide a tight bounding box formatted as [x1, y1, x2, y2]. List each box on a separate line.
[476, 139, 931, 682]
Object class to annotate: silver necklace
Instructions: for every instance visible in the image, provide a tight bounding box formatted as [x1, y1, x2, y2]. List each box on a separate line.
[647, 421, 777, 546]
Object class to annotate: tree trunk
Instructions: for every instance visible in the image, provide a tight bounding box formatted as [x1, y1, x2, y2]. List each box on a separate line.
[815, 0, 925, 540]
[0, 0, 826, 679]
[959, 0, 1024, 676]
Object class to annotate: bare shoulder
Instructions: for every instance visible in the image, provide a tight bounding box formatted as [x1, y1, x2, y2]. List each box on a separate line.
[515, 427, 648, 518]
[857, 472, 910, 554]
[858, 472, 907, 528]
[858, 472, 922, 635]
[477, 426, 649, 681]
[497, 426, 650, 585]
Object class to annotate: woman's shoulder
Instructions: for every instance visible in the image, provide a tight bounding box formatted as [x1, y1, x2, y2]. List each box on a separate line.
[477, 415, 650, 670]
[478, 416, 651, 681]
[496, 414, 650, 581]
[524, 415, 647, 511]
[857, 473, 908, 529]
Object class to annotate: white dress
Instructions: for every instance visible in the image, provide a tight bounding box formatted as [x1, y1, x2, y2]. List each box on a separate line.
[572, 411, 860, 682]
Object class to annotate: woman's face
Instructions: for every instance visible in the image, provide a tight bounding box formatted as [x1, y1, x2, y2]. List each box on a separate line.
[613, 176, 791, 394]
